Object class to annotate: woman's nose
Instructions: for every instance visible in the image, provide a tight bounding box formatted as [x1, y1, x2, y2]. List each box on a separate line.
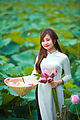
[44, 40, 48, 44]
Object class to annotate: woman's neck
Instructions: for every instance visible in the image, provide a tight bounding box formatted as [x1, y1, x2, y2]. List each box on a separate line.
[47, 48, 57, 54]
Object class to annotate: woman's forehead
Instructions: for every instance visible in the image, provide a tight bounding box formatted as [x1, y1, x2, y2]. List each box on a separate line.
[44, 34, 51, 39]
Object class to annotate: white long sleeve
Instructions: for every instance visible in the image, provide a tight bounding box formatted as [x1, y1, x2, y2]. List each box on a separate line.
[62, 55, 71, 83]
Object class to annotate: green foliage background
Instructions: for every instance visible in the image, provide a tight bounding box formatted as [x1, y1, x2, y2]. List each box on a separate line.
[0, 0, 80, 120]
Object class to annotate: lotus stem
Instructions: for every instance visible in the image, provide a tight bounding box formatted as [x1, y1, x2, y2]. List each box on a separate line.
[75, 104, 80, 120]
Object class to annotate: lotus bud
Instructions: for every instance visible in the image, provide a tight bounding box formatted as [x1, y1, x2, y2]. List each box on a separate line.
[70, 94, 79, 104]
[39, 77, 47, 83]
[47, 77, 53, 83]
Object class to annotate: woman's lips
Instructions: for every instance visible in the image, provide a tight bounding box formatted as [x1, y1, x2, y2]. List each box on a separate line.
[45, 45, 49, 47]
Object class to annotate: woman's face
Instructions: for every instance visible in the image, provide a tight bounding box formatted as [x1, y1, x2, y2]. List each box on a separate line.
[41, 34, 56, 51]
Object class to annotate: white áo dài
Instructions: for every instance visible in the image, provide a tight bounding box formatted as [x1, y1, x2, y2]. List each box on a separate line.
[23, 50, 71, 120]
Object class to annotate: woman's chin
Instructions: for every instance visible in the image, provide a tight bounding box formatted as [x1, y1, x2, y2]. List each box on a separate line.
[44, 47, 50, 50]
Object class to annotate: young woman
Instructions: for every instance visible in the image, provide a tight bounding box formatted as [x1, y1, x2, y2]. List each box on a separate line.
[4, 28, 71, 120]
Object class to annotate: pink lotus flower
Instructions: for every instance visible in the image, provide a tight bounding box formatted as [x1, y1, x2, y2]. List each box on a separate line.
[70, 94, 79, 104]
[47, 77, 53, 83]
[39, 77, 47, 83]
[50, 73, 54, 78]
[35, 68, 57, 84]
[39, 68, 57, 83]
[41, 69, 51, 78]
[70, 94, 80, 120]
[50, 68, 57, 78]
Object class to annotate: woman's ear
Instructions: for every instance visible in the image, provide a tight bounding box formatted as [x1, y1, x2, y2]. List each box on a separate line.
[53, 40, 56, 44]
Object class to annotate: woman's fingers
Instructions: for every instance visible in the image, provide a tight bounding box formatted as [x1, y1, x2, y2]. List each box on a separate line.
[4, 78, 11, 84]
[50, 81, 58, 88]
[50, 84, 56, 88]
[50, 81, 55, 88]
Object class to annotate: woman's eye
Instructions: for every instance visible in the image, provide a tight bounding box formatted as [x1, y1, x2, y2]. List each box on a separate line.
[46, 38, 50, 41]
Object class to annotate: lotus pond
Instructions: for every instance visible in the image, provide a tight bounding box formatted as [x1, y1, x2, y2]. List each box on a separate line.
[0, 0, 80, 120]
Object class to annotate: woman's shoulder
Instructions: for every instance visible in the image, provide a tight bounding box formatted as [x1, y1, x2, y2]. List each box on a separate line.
[57, 51, 69, 59]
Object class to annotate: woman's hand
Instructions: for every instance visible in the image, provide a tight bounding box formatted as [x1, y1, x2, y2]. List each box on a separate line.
[50, 80, 63, 88]
[50, 80, 58, 88]
[4, 77, 23, 84]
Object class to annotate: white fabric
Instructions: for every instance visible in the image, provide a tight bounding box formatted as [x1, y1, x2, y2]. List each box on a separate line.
[23, 50, 71, 120]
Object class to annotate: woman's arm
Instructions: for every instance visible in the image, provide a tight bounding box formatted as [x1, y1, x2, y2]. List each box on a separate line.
[61, 55, 72, 83]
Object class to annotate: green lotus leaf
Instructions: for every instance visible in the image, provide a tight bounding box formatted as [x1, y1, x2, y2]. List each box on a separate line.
[73, 65, 80, 86]
[10, 23, 22, 29]
[2, 31, 25, 45]
[1, 117, 27, 120]
[64, 98, 71, 108]
[2, 92, 16, 105]
[53, 24, 76, 31]
[61, 31, 74, 38]
[0, 55, 8, 62]
[0, 5, 6, 12]
[0, 72, 8, 80]
[46, 16, 72, 25]
[11, 50, 38, 66]
[24, 3, 33, 7]
[0, 21, 22, 34]
[71, 88, 80, 96]
[69, 102, 80, 114]
[4, 66, 26, 77]
[26, 22, 42, 31]
[63, 88, 72, 99]
[19, 11, 26, 17]
[7, 3, 14, 10]
[6, 22, 22, 31]
[60, 38, 78, 47]
[0, 37, 11, 48]
[22, 41, 34, 48]
[64, 83, 77, 89]
[19, 28, 41, 37]
[24, 66, 34, 75]
[0, 93, 2, 105]
[25, 36, 40, 49]
[0, 85, 6, 90]
[0, 63, 15, 72]
[56, 33, 64, 41]
[0, 60, 6, 65]
[71, 29, 80, 38]
[0, 42, 21, 55]
[76, 60, 80, 65]
[19, 31, 40, 38]
[59, 43, 79, 56]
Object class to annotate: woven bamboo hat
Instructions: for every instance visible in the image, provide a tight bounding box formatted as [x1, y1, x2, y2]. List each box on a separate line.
[4, 78, 38, 96]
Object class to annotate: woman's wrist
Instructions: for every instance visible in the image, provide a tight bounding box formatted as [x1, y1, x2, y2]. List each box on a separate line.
[58, 80, 64, 85]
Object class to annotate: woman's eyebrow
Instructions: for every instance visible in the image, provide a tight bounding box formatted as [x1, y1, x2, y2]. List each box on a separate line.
[46, 38, 50, 40]
[43, 37, 50, 41]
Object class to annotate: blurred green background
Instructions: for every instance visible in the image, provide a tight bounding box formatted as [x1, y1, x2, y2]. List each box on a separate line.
[0, 0, 80, 120]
